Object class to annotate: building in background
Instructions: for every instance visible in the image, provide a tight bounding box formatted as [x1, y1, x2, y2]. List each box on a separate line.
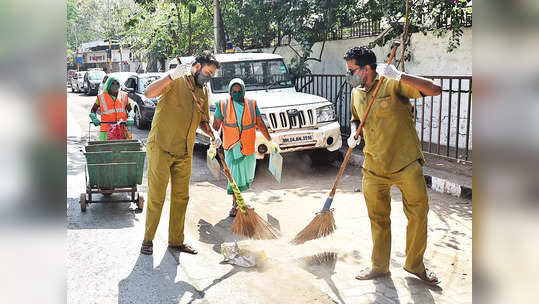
[75, 40, 143, 73]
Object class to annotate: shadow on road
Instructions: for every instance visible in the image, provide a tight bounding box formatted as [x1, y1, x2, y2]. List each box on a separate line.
[118, 253, 203, 304]
[298, 252, 347, 304]
[404, 276, 443, 304]
[372, 276, 400, 304]
[197, 218, 247, 254]
[67, 195, 138, 230]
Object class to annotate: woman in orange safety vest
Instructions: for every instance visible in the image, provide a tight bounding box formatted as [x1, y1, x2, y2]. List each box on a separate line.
[212, 78, 279, 217]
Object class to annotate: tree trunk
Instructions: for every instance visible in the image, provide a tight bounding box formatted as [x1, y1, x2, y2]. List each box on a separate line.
[176, 2, 183, 53]
[188, 11, 192, 54]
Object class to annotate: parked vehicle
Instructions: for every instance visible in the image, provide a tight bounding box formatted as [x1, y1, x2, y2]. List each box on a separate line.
[98, 72, 136, 95]
[167, 53, 342, 163]
[123, 73, 165, 129]
[83, 70, 106, 95]
[71, 71, 86, 93]
[67, 69, 76, 87]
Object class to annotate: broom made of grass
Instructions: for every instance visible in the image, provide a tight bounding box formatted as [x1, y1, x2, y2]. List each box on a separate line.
[215, 147, 279, 240]
[200, 120, 278, 240]
[291, 41, 402, 245]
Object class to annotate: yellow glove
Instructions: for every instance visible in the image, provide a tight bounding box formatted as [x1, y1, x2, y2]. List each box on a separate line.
[269, 140, 280, 153]
[207, 144, 217, 159]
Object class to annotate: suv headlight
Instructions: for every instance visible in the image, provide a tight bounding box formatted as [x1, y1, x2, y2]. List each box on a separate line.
[316, 104, 336, 123]
[143, 98, 157, 107]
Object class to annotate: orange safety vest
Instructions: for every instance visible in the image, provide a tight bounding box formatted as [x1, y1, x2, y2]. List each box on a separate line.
[97, 91, 128, 132]
[220, 97, 257, 155]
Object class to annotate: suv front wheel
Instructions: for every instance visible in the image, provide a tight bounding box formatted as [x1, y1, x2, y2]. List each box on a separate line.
[134, 107, 148, 129]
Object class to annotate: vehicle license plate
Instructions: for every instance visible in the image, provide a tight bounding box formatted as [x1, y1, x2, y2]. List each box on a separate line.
[281, 133, 313, 144]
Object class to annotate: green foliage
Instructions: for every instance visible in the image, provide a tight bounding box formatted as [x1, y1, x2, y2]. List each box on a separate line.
[66, 0, 472, 70]
[221, 0, 278, 50]
[355, 0, 472, 53]
[66, 0, 136, 64]
[123, 0, 214, 70]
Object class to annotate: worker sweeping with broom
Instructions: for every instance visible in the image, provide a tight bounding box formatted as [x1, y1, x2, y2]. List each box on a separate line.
[343, 46, 442, 285]
[212, 78, 279, 217]
[139, 51, 221, 256]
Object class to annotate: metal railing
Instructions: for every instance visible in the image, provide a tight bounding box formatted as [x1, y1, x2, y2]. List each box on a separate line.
[327, 20, 383, 41]
[295, 74, 473, 162]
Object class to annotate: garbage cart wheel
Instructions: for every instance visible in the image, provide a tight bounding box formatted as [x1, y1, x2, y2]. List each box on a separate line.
[137, 194, 144, 211]
[80, 193, 87, 212]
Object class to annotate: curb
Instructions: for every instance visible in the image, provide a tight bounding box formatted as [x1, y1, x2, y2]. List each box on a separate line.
[343, 150, 472, 200]
[423, 174, 472, 200]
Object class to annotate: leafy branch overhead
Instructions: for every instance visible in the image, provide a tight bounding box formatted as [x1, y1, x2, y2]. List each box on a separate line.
[67, 0, 471, 72]
[356, 0, 472, 53]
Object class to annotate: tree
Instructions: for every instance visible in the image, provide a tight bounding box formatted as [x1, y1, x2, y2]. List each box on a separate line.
[66, 0, 136, 65]
[124, 0, 214, 70]
[220, 0, 278, 50]
[354, 0, 473, 67]
[277, 0, 358, 76]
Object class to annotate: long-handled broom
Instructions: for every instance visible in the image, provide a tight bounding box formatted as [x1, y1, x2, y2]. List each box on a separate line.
[291, 41, 402, 245]
[205, 130, 278, 239]
[179, 58, 278, 240]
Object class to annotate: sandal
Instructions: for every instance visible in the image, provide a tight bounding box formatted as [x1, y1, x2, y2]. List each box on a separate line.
[140, 241, 153, 255]
[403, 267, 441, 286]
[169, 243, 198, 255]
[355, 267, 391, 280]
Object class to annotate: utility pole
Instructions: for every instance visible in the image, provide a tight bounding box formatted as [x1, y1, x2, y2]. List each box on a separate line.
[119, 41, 123, 73]
[188, 4, 197, 54]
[213, 0, 226, 53]
[108, 38, 112, 73]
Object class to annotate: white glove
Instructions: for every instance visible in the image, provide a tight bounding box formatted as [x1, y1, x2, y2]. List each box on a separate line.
[376, 63, 403, 81]
[211, 130, 222, 148]
[168, 63, 190, 80]
[347, 134, 361, 149]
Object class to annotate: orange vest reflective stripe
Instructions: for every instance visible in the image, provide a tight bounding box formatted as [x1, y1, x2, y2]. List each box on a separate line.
[220, 97, 257, 155]
[97, 91, 128, 132]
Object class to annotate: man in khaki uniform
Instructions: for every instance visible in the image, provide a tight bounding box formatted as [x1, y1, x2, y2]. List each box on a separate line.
[140, 51, 221, 256]
[344, 46, 442, 285]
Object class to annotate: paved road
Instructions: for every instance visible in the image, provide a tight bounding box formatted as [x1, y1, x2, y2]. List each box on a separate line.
[67, 89, 472, 304]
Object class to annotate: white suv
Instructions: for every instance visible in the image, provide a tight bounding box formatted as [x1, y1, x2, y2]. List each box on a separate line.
[168, 53, 342, 160]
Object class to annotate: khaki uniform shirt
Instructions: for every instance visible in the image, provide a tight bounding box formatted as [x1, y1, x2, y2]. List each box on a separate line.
[147, 75, 209, 156]
[351, 75, 424, 176]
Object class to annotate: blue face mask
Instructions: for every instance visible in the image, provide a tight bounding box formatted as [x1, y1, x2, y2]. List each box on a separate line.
[231, 91, 244, 102]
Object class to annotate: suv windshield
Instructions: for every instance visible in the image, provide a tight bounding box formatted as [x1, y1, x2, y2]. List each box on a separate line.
[138, 76, 160, 93]
[88, 71, 106, 80]
[210, 59, 293, 93]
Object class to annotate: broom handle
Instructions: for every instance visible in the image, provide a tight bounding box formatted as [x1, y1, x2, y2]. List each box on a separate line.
[327, 42, 401, 202]
[201, 121, 242, 203]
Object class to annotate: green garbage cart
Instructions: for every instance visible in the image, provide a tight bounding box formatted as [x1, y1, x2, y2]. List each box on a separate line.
[80, 139, 146, 212]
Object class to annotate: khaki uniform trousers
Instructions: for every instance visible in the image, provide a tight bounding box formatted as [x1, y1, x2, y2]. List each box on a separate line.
[362, 160, 429, 274]
[143, 142, 192, 246]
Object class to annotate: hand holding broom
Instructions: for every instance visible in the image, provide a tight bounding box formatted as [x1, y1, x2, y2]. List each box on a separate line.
[291, 41, 402, 245]
[203, 122, 278, 240]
